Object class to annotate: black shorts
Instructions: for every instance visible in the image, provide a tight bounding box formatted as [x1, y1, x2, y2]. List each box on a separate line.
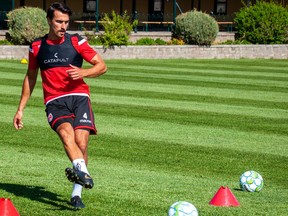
[45, 95, 97, 135]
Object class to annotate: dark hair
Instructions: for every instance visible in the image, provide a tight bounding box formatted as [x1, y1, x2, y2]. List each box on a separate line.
[46, 2, 72, 19]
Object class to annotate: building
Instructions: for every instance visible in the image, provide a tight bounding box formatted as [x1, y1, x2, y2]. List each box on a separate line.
[1, 0, 287, 30]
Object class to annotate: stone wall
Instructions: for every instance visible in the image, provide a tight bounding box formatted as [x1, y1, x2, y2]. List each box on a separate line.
[1, 44, 287, 60]
[0, 30, 234, 43]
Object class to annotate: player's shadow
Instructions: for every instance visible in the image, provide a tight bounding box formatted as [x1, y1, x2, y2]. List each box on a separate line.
[0, 183, 72, 211]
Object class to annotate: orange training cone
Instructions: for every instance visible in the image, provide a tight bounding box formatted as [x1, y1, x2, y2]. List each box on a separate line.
[209, 186, 240, 207]
[0, 198, 20, 216]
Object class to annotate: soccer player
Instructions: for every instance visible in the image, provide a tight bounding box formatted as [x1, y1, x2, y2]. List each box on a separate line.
[13, 2, 107, 209]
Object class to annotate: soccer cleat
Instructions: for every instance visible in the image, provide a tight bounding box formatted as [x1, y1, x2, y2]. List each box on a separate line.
[70, 196, 85, 209]
[65, 167, 94, 189]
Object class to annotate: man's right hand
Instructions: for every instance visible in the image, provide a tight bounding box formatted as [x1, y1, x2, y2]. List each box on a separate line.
[13, 110, 24, 130]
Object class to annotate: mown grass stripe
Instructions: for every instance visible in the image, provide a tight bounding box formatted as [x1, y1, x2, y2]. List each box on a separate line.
[90, 87, 288, 110]
[107, 64, 288, 78]
[90, 94, 288, 119]
[2, 92, 287, 131]
[107, 59, 288, 73]
[0, 88, 288, 118]
[99, 74, 288, 93]
[0, 83, 42, 97]
[109, 66, 288, 81]
[0, 94, 43, 108]
[2, 102, 287, 158]
[105, 70, 288, 87]
[8, 76, 285, 105]
[87, 79, 288, 102]
[0, 64, 28, 71]
[96, 113, 288, 156]
[2, 59, 288, 74]
[0, 78, 27, 87]
[96, 74, 288, 93]
[2, 120, 287, 189]
[93, 102, 288, 136]
[1, 70, 287, 93]
[94, 133, 288, 186]
[0, 71, 30, 81]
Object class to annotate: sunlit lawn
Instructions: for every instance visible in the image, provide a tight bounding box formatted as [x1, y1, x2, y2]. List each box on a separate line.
[0, 59, 287, 215]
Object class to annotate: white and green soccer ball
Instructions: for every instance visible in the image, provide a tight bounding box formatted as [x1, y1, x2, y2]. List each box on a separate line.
[168, 201, 198, 216]
[239, 170, 264, 192]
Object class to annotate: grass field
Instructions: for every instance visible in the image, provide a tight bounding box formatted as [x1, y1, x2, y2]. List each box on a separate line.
[0, 58, 287, 216]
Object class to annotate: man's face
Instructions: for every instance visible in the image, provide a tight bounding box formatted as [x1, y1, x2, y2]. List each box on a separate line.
[48, 10, 69, 39]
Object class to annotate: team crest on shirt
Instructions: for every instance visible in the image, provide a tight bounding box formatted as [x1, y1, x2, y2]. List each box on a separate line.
[48, 113, 53, 122]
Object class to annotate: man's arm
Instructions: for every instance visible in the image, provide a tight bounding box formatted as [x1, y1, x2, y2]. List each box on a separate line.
[66, 54, 107, 80]
[13, 68, 39, 130]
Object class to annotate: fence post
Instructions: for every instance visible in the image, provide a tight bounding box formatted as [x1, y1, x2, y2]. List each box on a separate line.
[95, 0, 99, 32]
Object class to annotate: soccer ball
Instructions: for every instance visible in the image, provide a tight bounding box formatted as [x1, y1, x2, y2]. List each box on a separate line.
[168, 201, 198, 216]
[239, 170, 264, 192]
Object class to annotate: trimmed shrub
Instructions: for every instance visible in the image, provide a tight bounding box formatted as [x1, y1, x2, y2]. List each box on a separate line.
[234, 1, 288, 44]
[154, 38, 167, 45]
[99, 10, 137, 48]
[173, 10, 219, 46]
[135, 37, 156, 45]
[7, 7, 48, 45]
[134, 37, 167, 45]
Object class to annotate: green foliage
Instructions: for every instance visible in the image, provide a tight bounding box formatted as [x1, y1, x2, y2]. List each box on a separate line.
[0, 39, 12, 45]
[7, 7, 49, 45]
[167, 38, 185, 45]
[154, 38, 167, 45]
[84, 30, 103, 45]
[219, 39, 252, 45]
[135, 37, 156, 45]
[173, 10, 219, 46]
[234, 1, 288, 44]
[99, 11, 137, 48]
[134, 37, 167, 45]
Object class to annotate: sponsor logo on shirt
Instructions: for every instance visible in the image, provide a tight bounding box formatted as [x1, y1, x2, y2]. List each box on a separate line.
[43, 52, 69, 64]
[80, 112, 91, 124]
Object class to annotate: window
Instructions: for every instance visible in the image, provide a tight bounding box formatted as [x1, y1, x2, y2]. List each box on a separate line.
[215, 0, 227, 15]
[154, 0, 162, 11]
[20, 0, 25, 7]
[83, 0, 96, 13]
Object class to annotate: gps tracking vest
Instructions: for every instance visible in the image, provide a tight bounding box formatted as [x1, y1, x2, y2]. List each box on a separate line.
[36, 33, 83, 70]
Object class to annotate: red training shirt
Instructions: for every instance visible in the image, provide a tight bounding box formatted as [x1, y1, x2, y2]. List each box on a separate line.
[28, 33, 97, 105]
